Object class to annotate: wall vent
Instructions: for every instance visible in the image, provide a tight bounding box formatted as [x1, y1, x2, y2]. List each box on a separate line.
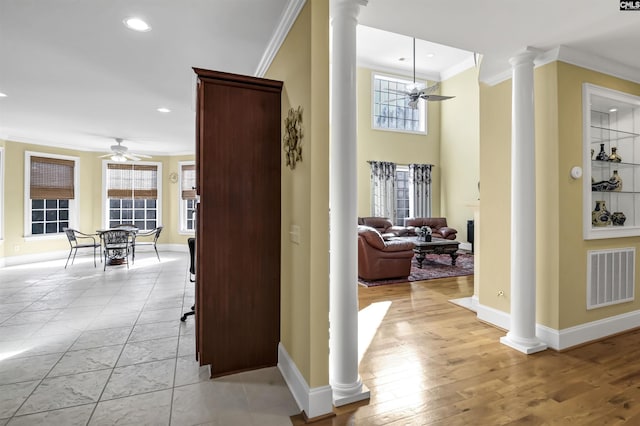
[587, 248, 635, 310]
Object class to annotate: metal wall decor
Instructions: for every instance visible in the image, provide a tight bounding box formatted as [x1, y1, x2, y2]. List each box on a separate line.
[283, 106, 303, 169]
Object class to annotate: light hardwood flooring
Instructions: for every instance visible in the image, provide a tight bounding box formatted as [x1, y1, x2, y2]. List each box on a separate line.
[293, 275, 640, 425]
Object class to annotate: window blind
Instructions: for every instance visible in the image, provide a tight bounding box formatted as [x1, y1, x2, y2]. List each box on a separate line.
[181, 164, 196, 200]
[30, 156, 75, 199]
[107, 163, 158, 199]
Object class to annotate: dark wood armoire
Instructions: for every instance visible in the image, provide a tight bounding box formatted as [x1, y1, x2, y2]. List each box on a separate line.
[193, 68, 282, 377]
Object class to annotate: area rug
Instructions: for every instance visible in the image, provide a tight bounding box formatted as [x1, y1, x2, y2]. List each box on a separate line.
[358, 253, 474, 287]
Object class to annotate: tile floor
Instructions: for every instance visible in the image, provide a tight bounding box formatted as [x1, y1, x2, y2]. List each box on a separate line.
[0, 250, 299, 425]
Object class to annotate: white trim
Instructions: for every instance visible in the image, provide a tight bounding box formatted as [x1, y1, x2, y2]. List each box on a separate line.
[101, 160, 163, 231]
[482, 45, 640, 87]
[476, 301, 640, 351]
[254, 0, 307, 77]
[178, 160, 196, 233]
[278, 343, 333, 419]
[0, 244, 187, 268]
[23, 151, 79, 238]
[440, 55, 477, 82]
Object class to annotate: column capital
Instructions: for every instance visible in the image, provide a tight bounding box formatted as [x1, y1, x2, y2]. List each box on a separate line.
[509, 47, 542, 67]
[331, 0, 368, 21]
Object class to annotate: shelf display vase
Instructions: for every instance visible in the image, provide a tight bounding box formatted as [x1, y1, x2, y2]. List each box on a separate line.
[596, 143, 609, 161]
[612, 211, 627, 226]
[609, 170, 622, 191]
[592, 200, 612, 227]
[608, 147, 622, 163]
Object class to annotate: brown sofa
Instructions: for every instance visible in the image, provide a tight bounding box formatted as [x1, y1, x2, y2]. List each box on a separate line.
[357, 217, 411, 239]
[404, 217, 458, 240]
[357, 226, 415, 280]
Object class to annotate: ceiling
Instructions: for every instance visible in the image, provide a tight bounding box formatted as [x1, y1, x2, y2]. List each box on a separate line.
[1, 0, 639, 156]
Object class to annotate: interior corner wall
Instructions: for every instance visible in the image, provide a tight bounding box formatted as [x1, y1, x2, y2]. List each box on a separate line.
[556, 62, 640, 330]
[356, 68, 441, 219]
[265, 0, 330, 389]
[440, 66, 480, 243]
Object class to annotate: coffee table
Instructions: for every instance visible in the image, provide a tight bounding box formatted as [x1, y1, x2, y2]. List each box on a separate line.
[412, 238, 460, 268]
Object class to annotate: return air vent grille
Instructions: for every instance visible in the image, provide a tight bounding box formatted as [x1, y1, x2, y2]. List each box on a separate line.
[587, 248, 635, 310]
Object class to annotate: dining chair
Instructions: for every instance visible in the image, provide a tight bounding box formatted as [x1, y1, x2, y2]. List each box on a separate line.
[102, 229, 133, 270]
[63, 228, 101, 268]
[133, 226, 163, 262]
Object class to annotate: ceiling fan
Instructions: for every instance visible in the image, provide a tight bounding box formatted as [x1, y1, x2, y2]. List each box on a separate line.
[395, 38, 455, 109]
[99, 138, 151, 162]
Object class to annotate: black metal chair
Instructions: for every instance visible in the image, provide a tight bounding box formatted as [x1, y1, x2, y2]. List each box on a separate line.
[132, 226, 163, 262]
[181, 237, 196, 322]
[63, 228, 101, 268]
[102, 229, 133, 270]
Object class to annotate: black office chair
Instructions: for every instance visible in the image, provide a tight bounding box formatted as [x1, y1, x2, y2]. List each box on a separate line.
[181, 237, 196, 321]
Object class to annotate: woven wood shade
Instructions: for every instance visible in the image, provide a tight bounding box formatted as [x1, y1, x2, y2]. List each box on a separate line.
[107, 163, 158, 199]
[30, 156, 75, 199]
[181, 164, 196, 200]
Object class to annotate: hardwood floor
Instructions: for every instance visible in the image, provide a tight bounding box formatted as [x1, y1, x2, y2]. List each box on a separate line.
[293, 275, 640, 425]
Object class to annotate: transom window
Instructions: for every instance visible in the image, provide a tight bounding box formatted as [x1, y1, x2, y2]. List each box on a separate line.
[24, 152, 78, 236]
[372, 73, 426, 134]
[104, 162, 161, 231]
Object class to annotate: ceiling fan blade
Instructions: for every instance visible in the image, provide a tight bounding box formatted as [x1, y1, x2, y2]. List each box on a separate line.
[131, 153, 152, 158]
[98, 154, 112, 158]
[124, 154, 141, 161]
[419, 83, 440, 95]
[421, 94, 455, 102]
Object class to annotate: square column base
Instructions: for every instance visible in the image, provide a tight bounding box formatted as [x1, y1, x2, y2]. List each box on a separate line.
[333, 384, 370, 407]
[500, 336, 547, 354]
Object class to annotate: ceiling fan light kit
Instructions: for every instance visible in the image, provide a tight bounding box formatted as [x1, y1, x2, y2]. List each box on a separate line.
[99, 138, 152, 162]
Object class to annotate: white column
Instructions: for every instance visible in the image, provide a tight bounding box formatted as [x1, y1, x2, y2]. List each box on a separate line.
[329, 0, 370, 407]
[500, 49, 547, 354]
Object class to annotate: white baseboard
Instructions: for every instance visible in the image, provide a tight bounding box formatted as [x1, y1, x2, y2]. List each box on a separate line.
[476, 302, 640, 351]
[278, 343, 333, 419]
[0, 243, 187, 268]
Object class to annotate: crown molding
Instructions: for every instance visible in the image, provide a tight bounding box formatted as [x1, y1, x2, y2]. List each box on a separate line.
[481, 45, 640, 86]
[356, 59, 441, 82]
[254, 0, 307, 77]
[440, 55, 477, 82]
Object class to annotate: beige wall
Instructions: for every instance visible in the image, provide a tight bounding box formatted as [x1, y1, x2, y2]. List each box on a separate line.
[356, 68, 441, 219]
[0, 138, 194, 262]
[479, 61, 640, 330]
[265, 0, 330, 388]
[440, 66, 480, 241]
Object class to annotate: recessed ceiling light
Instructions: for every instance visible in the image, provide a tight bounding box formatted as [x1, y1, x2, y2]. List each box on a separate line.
[123, 17, 151, 32]
[609, 107, 618, 112]
[426, 53, 435, 58]
[0, 92, 7, 97]
[157, 107, 171, 113]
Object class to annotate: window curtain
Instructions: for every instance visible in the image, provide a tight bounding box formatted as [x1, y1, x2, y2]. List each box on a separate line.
[409, 163, 432, 218]
[181, 164, 196, 200]
[30, 156, 75, 199]
[369, 161, 396, 221]
[107, 163, 158, 199]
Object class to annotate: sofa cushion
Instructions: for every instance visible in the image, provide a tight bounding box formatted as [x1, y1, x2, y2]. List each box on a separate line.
[357, 225, 386, 250]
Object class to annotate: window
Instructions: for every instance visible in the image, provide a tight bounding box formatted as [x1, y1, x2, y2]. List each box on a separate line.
[179, 161, 196, 233]
[24, 152, 78, 237]
[372, 73, 426, 134]
[104, 162, 162, 231]
[395, 166, 410, 224]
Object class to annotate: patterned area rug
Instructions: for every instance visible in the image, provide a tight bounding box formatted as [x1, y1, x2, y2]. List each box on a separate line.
[358, 253, 474, 287]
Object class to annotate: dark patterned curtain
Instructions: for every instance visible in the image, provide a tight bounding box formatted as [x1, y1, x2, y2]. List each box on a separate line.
[368, 161, 396, 221]
[409, 164, 432, 218]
